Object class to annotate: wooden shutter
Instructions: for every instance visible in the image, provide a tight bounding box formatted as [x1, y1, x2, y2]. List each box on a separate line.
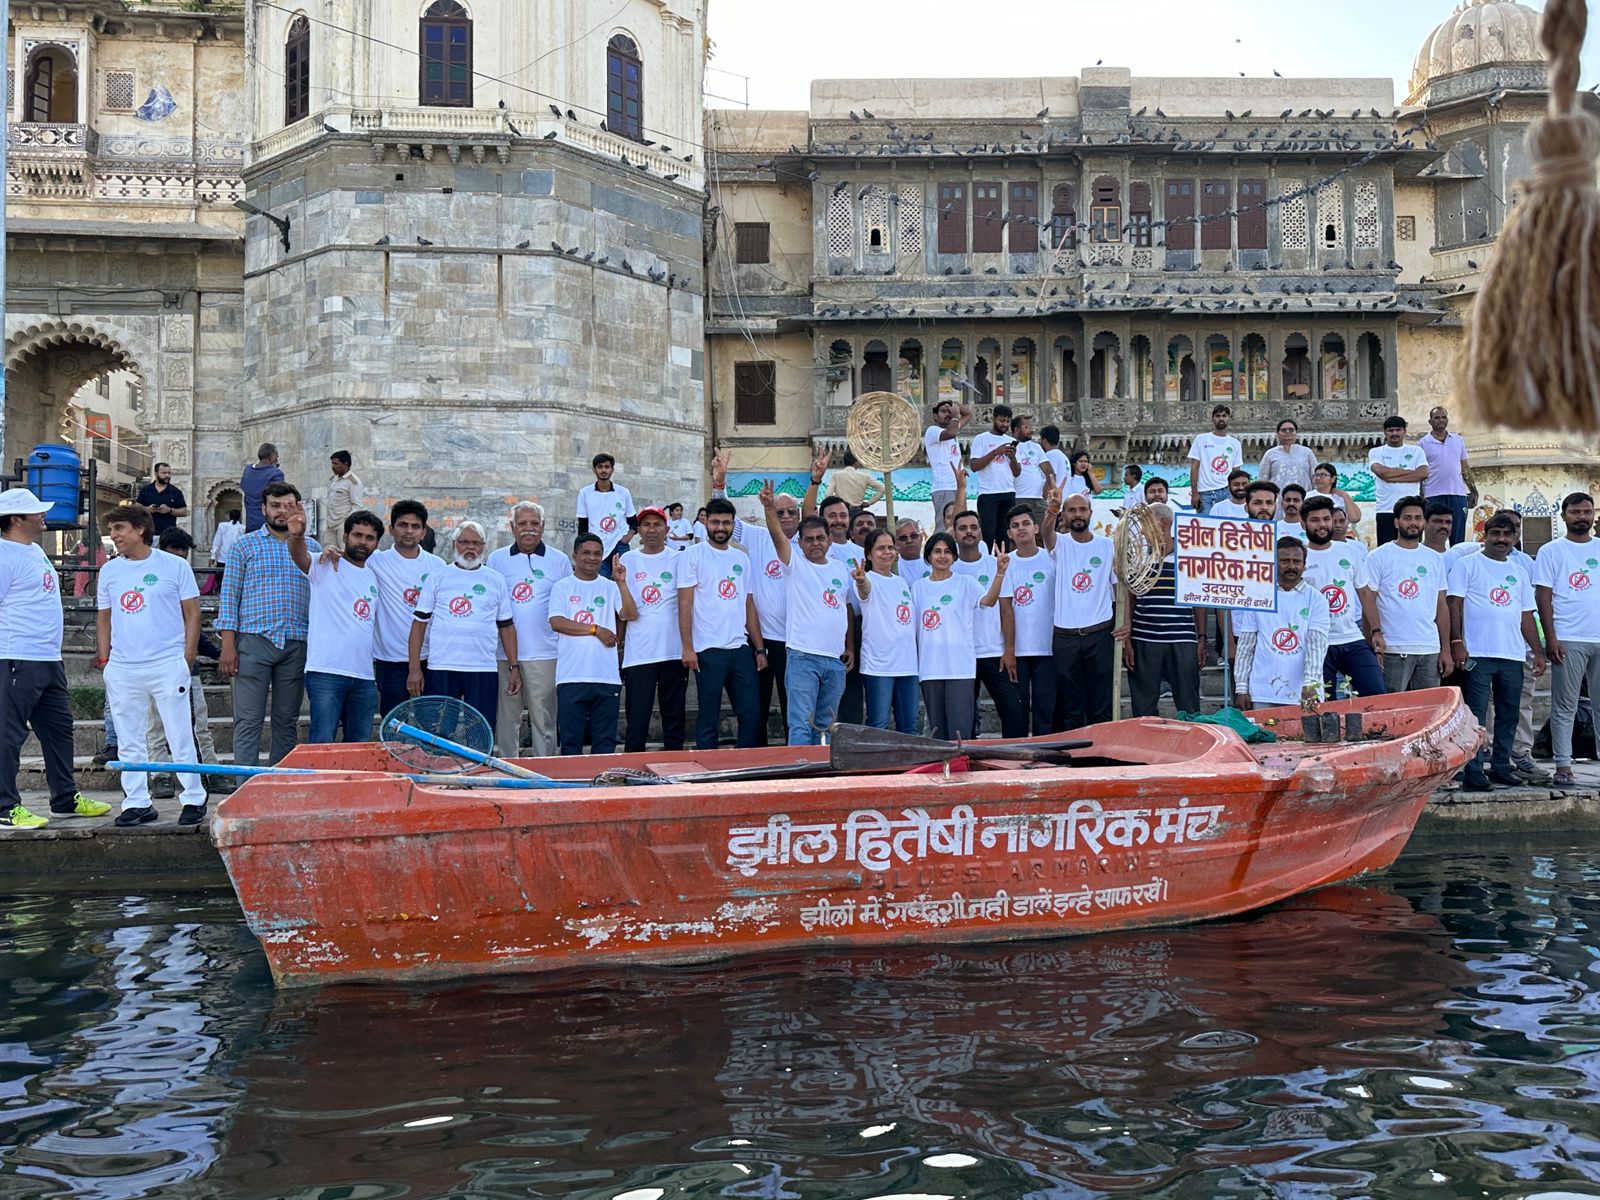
[1201, 180, 1230, 250]
[735, 222, 770, 264]
[1050, 184, 1076, 249]
[937, 183, 967, 253]
[1008, 182, 1038, 253]
[1129, 182, 1152, 247]
[972, 182, 1003, 252]
[734, 362, 777, 426]
[1164, 179, 1194, 250]
[1237, 179, 1267, 249]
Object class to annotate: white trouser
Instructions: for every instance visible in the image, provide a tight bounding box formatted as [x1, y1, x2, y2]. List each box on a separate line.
[105, 656, 204, 809]
[149, 671, 216, 764]
[497, 657, 557, 757]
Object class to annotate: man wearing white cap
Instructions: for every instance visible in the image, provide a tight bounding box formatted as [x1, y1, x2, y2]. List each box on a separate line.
[1, 490, 112, 827]
[96, 503, 206, 826]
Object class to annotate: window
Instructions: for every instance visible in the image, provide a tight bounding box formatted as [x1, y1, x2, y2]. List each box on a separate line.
[1129, 183, 1152, 248]
[1354, 180, 1379, 248]
[972, 182, 1003, 253]
[102, 68, 135, 113]
[1201, 180, 1230, 250]
[1090, 176, 1120, 243]
[284, 15, 310, 126]
[898, 185, 923, 257]
[827, 187, 853, 256]
[937, 182, 967, 253]
[1396, 215, 1417, 241]
[1318, 182, 1344, 250]
[1280, 180, 1308, 250]
[734, 362, 777, 426]
[864, 190, 889, 253]
[606, 34, 643, 141]
[420, 1, 472, 107]
[735, 222, 770, 264]
[1009, 182, 1038, 253]
[1050, 184, 1076, 250]
[25, 46, 78, 124]
[1238, 179, 1267, 249]
[1165, 179, 1194, 250]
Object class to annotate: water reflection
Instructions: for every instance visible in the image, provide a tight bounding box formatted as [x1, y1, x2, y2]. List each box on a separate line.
[2, 850, 1599, 1199]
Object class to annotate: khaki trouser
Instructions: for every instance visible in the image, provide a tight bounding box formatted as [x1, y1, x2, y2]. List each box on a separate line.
[496, 658, 557, 757]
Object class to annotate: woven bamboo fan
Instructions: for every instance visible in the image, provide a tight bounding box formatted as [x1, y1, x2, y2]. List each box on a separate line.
[845, 390, 921, 521]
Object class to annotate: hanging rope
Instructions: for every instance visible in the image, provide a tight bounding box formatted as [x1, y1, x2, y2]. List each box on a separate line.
[1467, 0, 1600, 434]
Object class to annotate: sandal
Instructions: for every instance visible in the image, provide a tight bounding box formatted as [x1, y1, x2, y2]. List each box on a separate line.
[1552, 769, 1578, 789]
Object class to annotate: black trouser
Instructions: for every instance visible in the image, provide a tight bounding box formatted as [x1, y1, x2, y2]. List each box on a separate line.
[623, 659, 687, 752]
[838, 661, 865, 726]
[374, 659, 413, 722]
[1014, 654, 1059, 735]
[557, 681, 621, 755]
[1129, 639, 1201, 717]
[695, 646, 761, 749]
[756, 639, 788, 746]
[2, 659, 77, 810]
[1376, 513, 1398, 545]
[1052, 625, 1115, 730]
[976, 492, 1016, 550]
[975, 656, 1029, 738]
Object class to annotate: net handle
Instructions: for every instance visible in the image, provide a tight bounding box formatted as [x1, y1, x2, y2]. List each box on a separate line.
[383, 718, 553, 782]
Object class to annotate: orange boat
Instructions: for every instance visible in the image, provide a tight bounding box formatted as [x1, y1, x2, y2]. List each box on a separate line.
[212, 688, 1476, 988]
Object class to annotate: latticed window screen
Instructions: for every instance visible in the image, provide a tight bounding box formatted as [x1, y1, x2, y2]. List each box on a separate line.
[734, 362, 777, 426]
[735, 222, 770, 264]
[1279, 180, 1308, 250]
[864, 190, 889, 253]
[103, 69, 135, 111]
[899, 185, 922, 257]
[1354, 181, 1379, 248]
[1396, 215, 1416, 241]
[1318, 183, 1345, 250]
[827, 188, 853, 256]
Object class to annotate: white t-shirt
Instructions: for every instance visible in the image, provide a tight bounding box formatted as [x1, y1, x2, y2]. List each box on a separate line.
[1043, 448, 1070, 493]
[1007, 547, 1056, 656]
[369, 547, 445, 662]
[924, 425, 964, 491]
[914, 574, 986, 680]
[1449, 552, 1534, 662]
[827, 540, 867, 613]
[1365, 542, 1447, 653]
[739, 524, 789, 642]
[952, 553, 1003, 657]
[489, 544, 573, 662]
[305, 558, 379, 680]
[1051, 535, 1115, 629]
[576, 484, 637, 558]
[98, 549, 198, 667]
[1013, 439, 1049, 499]
[859, 570, 918, 677]
[1210, 498, 1248, 519]
[1534, 537, 1600, 643]
[1187, 432, 1244, 492]
[1236, 582, 1331, 705]
[0, 539, 63, 660]
[617, 548, 681, 668]
[1280, 523, 1309, 544]
[1302, 543, 1372, 645]
[898, 556, 934, 585]
[415, 563, 512, 672]
[1309, 488, 1354, 516]
[679, 542, 750, 652]
[782, 554, 850, 658]
[546, 575, 623, 685]
[667, 517, 695, 549]
[969, 431, 1017, 495]
[1367, 443, 1427, 519]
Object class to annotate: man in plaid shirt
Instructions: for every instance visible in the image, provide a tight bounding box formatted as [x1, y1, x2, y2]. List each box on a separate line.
[218, 480, 318, 767]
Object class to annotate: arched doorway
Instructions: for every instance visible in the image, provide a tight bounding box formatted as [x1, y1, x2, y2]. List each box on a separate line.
[4, 324, 142, 472]
[24, 45, 80, 124]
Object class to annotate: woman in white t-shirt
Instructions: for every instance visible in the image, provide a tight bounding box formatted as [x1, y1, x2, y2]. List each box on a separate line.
[854, 529, 920, 732]
[911, 532, 1006, 740]
[1061, 451, 1097, 499]
[1310, 462, 1364, 527]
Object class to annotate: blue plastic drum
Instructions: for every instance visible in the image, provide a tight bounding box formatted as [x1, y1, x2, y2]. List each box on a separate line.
[25, 443, 82, 527]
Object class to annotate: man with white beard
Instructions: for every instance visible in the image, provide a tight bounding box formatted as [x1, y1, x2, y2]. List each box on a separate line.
[408, 522, 520, 729]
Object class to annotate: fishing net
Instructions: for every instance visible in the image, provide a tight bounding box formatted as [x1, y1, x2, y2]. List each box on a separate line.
[380, 696, 494, 774]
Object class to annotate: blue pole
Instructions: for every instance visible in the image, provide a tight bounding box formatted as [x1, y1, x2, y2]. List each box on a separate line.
[384, 719, 555, 781]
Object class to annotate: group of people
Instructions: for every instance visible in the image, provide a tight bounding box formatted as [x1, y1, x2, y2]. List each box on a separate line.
[0, 401, 1590, 829]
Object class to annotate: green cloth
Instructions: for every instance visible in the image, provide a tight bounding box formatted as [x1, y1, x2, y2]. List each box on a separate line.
[1177, 706, 1278, 743]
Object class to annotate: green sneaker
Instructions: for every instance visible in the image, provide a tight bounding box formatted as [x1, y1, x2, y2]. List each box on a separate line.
[51, 794, 113, 818]
[1, 804, 49, 829]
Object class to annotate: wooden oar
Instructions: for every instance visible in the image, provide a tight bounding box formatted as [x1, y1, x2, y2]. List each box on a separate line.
[827, 724, 1091, 772]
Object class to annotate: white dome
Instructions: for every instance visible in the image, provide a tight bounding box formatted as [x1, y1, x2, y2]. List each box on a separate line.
[1408, 0, 1546, 103]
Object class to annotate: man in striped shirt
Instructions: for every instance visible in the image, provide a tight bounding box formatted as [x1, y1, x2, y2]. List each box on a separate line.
[1117, 503, 1207, 716]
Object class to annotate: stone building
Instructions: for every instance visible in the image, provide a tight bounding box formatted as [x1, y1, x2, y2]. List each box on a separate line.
[6, 0, 708, 549]
[705, 0, 1599, 545]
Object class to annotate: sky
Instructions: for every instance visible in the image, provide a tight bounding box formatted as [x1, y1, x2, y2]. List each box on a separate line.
[705, 0, 1595, 112]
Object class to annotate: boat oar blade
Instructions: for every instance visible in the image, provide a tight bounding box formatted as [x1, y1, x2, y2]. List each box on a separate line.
[827, 724, 1093, 772]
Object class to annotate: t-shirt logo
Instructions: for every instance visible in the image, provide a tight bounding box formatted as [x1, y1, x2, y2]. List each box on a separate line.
[1398, 578, 1419, 599]
[922, 593, 952, 630]
[512, 581, 534, 602]
[1322, 584, 1348, 615]
[575, 609, 595, 624]
[822, 577, 844, 609]
[641, 584, 662, 605]
[1211, 453, 1229, 473]
[404, 585, 422, 605]
[1571, 561, 1596, 591]
[471, 583, 486, 596]
[119, 587, 146, 614]
[1013, 584, 1034, 606]
[1489, 578, 1515, 607]
[599, 515, 618, 533]
[1071, 571, 1093, 593]
[448, 595, 473, 616]
[353, 597, 372, 621]
[718, 578, 738, 599]
[1271, 626, 1300, 652]
[41, 570, 55, 595]
[896, 601, 912, 625]
[764, 559, 782, 578]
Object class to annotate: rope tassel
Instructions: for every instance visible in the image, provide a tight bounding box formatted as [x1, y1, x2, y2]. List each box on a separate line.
[1468, 0, 1600, 434]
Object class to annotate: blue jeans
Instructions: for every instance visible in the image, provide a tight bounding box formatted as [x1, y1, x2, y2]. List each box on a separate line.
[1199, 486, 1230, 515]
[694, 645, 761, 749]
[1462, 656, 1522, 781]
[306, 670, 378, 743]
[374, 659, 413, 723]
[864, 673, 919, 733]
[1322, 639, 1387, 699]
[785, 649, 846, 746]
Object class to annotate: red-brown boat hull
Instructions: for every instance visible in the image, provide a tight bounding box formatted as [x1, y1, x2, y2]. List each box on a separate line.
[211, 689, 1477, 987]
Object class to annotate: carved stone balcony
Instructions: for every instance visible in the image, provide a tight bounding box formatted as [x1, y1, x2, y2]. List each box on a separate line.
[6, 122, 98, 199]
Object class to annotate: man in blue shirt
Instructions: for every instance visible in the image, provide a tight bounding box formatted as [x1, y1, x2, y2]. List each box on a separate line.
[239, 443, 285, 533]
[134, 462, 189, 536]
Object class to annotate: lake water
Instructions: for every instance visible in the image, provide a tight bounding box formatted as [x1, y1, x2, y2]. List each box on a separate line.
[2, 845, 1598, 1199]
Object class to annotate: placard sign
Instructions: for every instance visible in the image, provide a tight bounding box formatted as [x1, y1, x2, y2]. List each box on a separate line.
[1174, 515, 1278, 612]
